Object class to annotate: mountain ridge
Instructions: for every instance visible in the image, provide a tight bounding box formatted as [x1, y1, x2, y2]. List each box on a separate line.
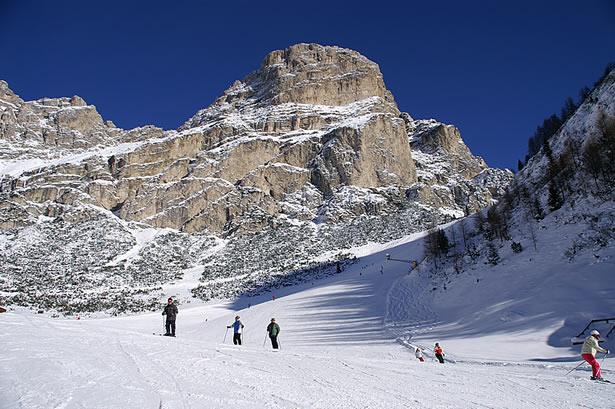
[0, 43, 513, 313]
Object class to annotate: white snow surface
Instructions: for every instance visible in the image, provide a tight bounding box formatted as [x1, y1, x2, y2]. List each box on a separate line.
[2, 220, 614, 409]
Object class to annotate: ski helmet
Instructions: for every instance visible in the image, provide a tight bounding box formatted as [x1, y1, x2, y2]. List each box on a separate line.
[591, 330, 600, 336]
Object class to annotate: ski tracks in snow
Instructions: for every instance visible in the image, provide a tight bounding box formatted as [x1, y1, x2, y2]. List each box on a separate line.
[114, 338, 191, 409]
[385, 270, 440, 356]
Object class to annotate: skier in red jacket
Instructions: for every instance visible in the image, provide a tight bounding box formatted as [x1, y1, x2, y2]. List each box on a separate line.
[434, 343, 445, 363]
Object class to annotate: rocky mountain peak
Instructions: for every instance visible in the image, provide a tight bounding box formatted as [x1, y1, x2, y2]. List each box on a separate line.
[0, 44, 512, 237]
[212, 43, 396, 109]
[0, 44, 517, 314]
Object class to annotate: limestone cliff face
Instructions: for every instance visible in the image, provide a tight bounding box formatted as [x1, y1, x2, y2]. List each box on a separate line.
[0, 44, 509, 235]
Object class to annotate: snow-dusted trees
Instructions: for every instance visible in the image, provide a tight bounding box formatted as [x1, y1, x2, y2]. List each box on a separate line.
[583, 112, 615, 194]
[487, 243, 500, 265]
[424, 227, 451, 269]
[548, 183, 564, 211]
[486, 207, 509, 242]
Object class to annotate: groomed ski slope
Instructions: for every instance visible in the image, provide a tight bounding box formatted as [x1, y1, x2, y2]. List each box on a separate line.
[1, 225, 614, 409]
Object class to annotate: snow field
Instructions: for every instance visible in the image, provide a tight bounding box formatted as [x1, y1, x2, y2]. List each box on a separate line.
[1, 226, 614, 408]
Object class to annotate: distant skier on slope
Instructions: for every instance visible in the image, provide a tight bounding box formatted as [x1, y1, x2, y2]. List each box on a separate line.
[162, 298, 178, 337]
[415, 347, 424, 362]
[227, 315, 245, 345]
[266, 318, 281, 349]
[581, 330, 609, 380]
[434, 343, 445, 363]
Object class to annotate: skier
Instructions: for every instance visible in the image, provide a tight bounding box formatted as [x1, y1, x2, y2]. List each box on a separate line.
[434, 343, 445, 363]
[227, 315, 245, 345]
[162, 298, 178, 337]
[581, 330, 610, 380]
[266, 318, 281, 349]
[415, 347, 424, 362]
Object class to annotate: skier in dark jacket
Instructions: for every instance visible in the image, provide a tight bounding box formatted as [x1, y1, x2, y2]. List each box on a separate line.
[162, 298, 178, 336]
[266, 318, 280, 349]
[227, 315, 245, 345]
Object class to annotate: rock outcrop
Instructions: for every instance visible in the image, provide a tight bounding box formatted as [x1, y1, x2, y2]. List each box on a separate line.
[0, 44, 511, 236]
[0, 43, 518, 314]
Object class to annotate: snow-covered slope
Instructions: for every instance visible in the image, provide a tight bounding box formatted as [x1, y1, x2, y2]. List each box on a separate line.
[1, 215, 613, 408]
[1, 51, 614, 409]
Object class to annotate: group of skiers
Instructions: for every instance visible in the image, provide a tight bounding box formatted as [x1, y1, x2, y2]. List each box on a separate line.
[413, 332, 610, 379]
[225, 316, 281, 348]
[414, 342, 445, 363]
[162, 299, 281, 349]
[162, 299, 610, 379]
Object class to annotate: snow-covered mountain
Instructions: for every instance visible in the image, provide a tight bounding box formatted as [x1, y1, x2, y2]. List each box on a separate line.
[1, 50, 614, 409]
[0, 44, 513, 314]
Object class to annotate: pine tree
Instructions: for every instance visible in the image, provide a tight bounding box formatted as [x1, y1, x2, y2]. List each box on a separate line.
[548, 183, 563, 211]
[517, 159, 524, 171]
[596, 112, 615, 189]
[487, 207, 509, 241]
[511, 241, 523, 253]
[533, 198, 545, 221]
[459, 218, 471, 251]
[582, 140, 603, 191]
[436, 229, 451, 255]
[578, 86, 591, 103]
[474, 212, 486, 234]
[424, 228, 441, 262]
[487, 243, 500, 265]
[560, 97, 577, 122]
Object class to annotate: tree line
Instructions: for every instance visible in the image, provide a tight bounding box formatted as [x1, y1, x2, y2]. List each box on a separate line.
[520, 62, 615, 170]
[423, 67, 615, 274]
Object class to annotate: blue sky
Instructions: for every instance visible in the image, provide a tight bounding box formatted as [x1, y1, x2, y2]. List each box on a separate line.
[1, 0, 614, 170]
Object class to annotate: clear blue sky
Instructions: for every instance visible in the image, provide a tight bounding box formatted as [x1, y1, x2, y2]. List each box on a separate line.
[1, 0, 614, 170]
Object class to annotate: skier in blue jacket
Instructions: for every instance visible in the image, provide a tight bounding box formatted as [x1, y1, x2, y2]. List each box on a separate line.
[227, 316, 245, 345]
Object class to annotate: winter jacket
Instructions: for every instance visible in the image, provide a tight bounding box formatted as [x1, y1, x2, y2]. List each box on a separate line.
[415, 349, 423, 359]
[434, 346, 443, 355]
[229, 320, 244, 334]
[581, 335, 607, 355]
[163, 304, 178, 321]
[267, 322, 280, 337]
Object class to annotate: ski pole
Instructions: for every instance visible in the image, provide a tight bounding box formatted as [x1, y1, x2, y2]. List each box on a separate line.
[600, 351, 607, 368]
[565, 360, 586, 376]
[162, 314, 166, 334]
[223, 327, 229, 344]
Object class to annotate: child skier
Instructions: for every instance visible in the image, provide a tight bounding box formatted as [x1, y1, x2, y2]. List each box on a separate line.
[415, 347, 424, 362]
